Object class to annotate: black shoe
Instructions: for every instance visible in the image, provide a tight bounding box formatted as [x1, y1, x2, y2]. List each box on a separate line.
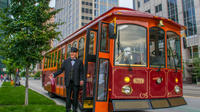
[73, 108, 77, 112]
[66, 109, 72, 112]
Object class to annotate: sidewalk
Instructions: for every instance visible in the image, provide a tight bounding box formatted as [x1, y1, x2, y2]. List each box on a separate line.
[0, 80, 2, 87]
[183, 84, 200, 97]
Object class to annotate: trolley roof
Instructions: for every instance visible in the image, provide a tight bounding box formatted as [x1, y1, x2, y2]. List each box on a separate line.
[47, 7, 185, 54]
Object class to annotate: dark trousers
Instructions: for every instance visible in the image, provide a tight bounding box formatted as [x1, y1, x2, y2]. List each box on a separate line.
[66, 80, 79, 112]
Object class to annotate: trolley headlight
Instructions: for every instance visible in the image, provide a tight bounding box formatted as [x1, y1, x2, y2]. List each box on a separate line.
[124, 77, 130, 83]
[156, 77, 162, 84]
[175, 78, 179, 83]
[174, 85, 180, 93]
[122, 85, 132, 95]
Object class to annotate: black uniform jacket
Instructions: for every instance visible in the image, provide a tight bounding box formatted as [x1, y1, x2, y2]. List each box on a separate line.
[53, 58, 84, 87]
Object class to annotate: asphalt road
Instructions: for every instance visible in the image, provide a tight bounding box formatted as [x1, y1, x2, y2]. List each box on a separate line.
[21, 79, 200, 112]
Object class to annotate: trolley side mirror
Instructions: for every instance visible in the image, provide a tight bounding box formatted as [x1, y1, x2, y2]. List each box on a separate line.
[109, 23, 116, 39]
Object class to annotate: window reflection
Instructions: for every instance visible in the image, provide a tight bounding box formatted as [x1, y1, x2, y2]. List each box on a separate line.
[51, 53, 54, 67]
[149, 27, 165, 67]
[89, 32, 94, 55]
[73, 41, 77, 48]
[78, 38, 85, 61]
[97, 59, 109, 101]
[58, 50, 61, 68]
[67, 44, 71, 58]
[54, 51, 57, 67]
[100, 24, 109, 52]
[167, 32, 181, 69]
[115, 24, 146, 66]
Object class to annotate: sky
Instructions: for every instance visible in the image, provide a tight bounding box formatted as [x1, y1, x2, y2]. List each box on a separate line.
[49, 0, 133, 8]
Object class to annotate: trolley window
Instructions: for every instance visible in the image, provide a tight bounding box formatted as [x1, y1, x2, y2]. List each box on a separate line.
[57, 77, 59, 85]
[89, 32, 94, 55]
[97, 59, 109, 101]
[78, 38, 85, 61]
[167, 32, 181, 69]
[45, 56, 49, 69]
[61, 47, 65, 62]
[100, 23, 109, 52]
[115, 24, 147, 66]
[67, 44, 71, 58]
[149, 27, 165, 68]
[48, 54, 51, 68]
[73, 41, 77, 48]
[58, 50, 61, 68]
[60, 77, 63, 86]
[54, 51, 57, 67]
[51, 52, 54, 68]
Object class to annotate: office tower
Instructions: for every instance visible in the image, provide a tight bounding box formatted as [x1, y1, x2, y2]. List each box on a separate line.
[53, 0, 118, 46]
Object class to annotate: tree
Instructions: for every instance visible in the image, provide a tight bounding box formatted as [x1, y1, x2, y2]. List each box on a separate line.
[0, 0, 61, 105]
[1, 58, 19, 84]
[192, 57, 200, 85]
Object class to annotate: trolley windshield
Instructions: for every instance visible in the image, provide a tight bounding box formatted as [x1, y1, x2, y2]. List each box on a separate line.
[114, 24, 147, 66]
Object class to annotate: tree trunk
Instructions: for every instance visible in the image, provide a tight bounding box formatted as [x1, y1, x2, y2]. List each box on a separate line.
[25, 67, 29, 105]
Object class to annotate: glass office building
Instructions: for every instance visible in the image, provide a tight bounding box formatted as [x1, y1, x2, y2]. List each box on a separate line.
[0, 0, 9, 75]
[54, 0, 118, 47]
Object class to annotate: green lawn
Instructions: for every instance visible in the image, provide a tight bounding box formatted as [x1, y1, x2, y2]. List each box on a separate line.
[0, 82, 65, 112]
[0, 105, 65, 112]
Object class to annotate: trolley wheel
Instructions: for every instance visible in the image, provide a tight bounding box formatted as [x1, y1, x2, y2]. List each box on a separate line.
[48, 92, 55, 98]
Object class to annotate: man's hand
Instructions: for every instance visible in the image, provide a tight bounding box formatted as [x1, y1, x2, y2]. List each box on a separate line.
[49, 73, 54, 79]
[80, 80, 84, 86]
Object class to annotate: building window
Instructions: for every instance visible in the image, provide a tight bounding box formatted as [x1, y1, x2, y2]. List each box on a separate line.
[155, 4, 162, 13]
[90, 9, 92, 14]
[82, 22, 84, 26]
[86, 2, 89, 5]
[167, 0, 179, 23]
[82, 1, 85, 5]
[86, 8, 89, 13]
[144, 0, 149, 3]
[95, 3, 98, 8]
[138, 1, 140, 8]
[82, 8, 85, 12]
[82, 16, 84, 19]
[182, 0, 197, 36]
[145, 9, 151, 13]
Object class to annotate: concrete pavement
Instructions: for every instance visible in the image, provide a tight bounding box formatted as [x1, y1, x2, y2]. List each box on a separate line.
[0, 80, 2, 87]
[183, 84, 200, 97]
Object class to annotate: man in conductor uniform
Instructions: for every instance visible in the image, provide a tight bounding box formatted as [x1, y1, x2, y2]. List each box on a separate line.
[50, 47, 84, 112]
